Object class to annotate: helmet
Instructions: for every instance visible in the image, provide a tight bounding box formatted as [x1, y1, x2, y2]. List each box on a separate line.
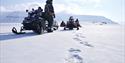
[38, 7, 43, 11]
[46, 0, 53, 4]
[26, 10, 28, 12]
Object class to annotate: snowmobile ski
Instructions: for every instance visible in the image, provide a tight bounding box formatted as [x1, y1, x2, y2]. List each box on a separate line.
[12, 27, 25, 34]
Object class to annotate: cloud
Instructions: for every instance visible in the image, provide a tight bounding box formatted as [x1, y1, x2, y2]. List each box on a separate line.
[54, 4, 66, 13]
[1, 0, 102, 15]
[0, 2, 45, 12]
[1, 0, 124, 24]
[53, 0, 102, 15]
[0, 6, 6, 12]
[55, 0, 101, 7]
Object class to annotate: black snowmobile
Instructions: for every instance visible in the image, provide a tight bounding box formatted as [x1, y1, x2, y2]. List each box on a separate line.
[60, 16, 81, 30]
[12, 16, 46, 34]
[12, 17, 58, 34]
[64, 21, 80, 30]
[12, 11, 58, 35]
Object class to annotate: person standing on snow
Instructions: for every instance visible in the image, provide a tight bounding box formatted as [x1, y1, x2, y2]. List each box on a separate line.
[44, 0, 55, 32]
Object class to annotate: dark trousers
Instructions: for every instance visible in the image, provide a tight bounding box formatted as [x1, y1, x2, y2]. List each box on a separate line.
[46, 16, 53, 28]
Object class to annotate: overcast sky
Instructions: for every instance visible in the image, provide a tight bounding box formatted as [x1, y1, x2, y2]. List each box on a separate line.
[0, 0, 125, 24]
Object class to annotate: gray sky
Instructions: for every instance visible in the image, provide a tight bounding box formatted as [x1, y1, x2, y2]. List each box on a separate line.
[0, 0, 125, 24]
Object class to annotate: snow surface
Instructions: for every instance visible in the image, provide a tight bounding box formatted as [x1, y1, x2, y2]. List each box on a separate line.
[0, 23, 125, 63]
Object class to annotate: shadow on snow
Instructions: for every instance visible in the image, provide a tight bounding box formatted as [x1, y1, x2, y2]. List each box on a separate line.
[0, 32, 43, 41]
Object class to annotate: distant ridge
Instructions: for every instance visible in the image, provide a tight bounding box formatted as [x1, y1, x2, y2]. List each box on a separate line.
[0, 11, 118, 24]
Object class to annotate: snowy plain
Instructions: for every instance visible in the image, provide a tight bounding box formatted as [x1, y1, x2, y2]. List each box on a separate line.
[0, 22, 125, 63]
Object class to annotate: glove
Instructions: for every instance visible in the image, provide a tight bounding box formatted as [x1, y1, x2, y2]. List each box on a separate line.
[53, 13, 55, 18]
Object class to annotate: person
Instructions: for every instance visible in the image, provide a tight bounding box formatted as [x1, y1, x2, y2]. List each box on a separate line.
[75, 18, 81, 27]
[75, 18, 81, 30]
[24, 8, 36, 21]
[60, 21, 66, 27]
[69, 16, 74, 24]
[44, 0, 55, 32]
[68, 16, 75, 28]
[29, 8, 35, 15]
[37, 7, 43, 16]
[32, 8, 35, 12]
[26, 9, 29, 13]
[24, 9, 31, 21]
[35, 7, 44, 20]
[25, 9, 30, 17]
[69, 16, 74, 22]
[28, 8, 35, 18]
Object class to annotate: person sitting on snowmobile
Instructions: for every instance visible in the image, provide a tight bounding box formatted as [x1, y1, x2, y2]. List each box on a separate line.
[34, 7, 44, 20]
[44, 0, 55, 32]
[69, 16, 74, 22]
[23, 9, 31, 21]
[24, 8, 36, 21]
[31, 8, 35, 13]
[67, 16, 75, 27]
[60, 21, 66, 27]
[75, 18, 81, 30]
[30, 8, 36, 18]
[75, 19, 81, 27]
[25, 9, 30, 17]
[69, 16, 75, 24]
[28, 8, 36, 20]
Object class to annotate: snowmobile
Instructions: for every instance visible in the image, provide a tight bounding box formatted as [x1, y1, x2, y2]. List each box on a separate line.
[60, 16, 81, 30]
[60, 20, 81, 30]
[64, 21, 78, 30]
[12, 15, 58, 35]
[12, 16, 46, 34]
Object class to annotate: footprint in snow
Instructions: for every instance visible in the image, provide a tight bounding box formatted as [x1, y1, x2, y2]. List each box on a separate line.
[79, 35, 86, 38]
[73, 38, 82, 42]
[75, 34, 86, 38]
[73, 37, 94, 47]
[65, 48, 84, 63]
[80, 42, 94, 47]
[69, 48, 81, 53]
